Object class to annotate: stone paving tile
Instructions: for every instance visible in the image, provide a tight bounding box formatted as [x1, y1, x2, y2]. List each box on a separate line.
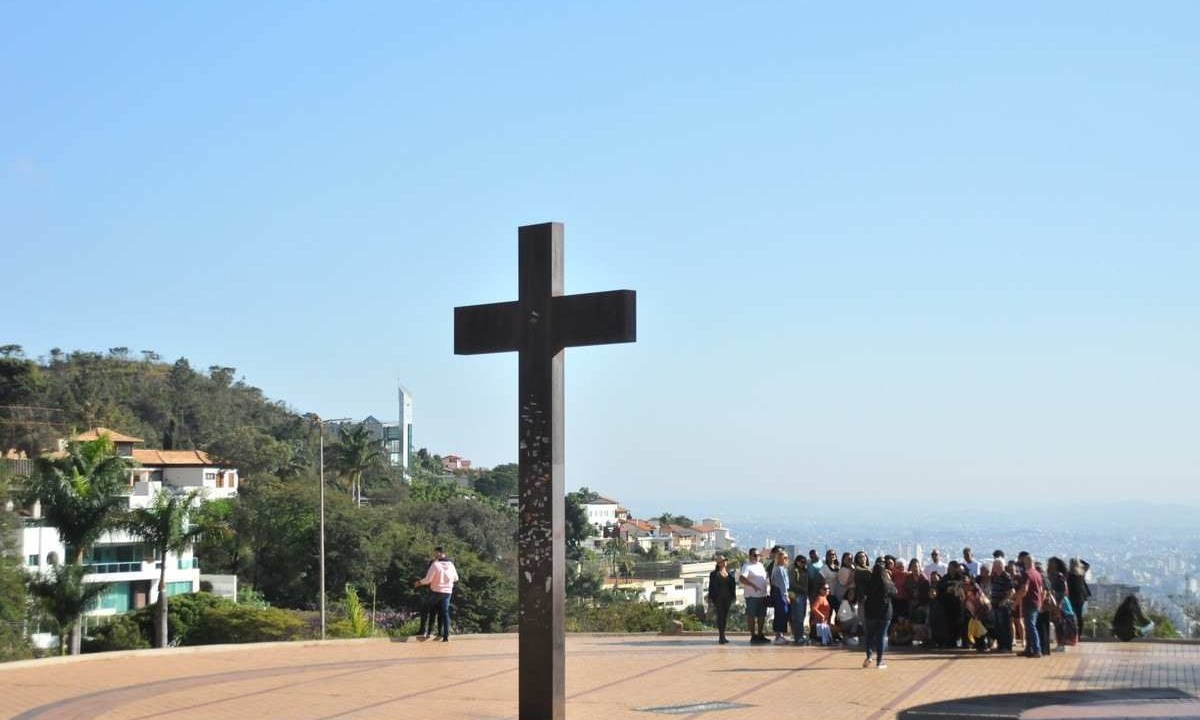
[0, 637, 1196, 720]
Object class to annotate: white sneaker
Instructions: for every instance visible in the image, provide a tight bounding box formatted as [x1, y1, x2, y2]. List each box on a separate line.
[862, 658, 872, 668]
[877, 662, 888, 669]
[773, 636, 789, 646]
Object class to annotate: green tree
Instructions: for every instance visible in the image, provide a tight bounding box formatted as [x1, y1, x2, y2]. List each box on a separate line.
[84, 613, 150, 652]
[0, 475, 31, 661]
[656, 513, 694, 528]
[1146, 611, 1179, 639]
[473, 463, 518, 502]
[602, 538, 624, 578]
[23, 436, 131, 654]
[123, 490, 207, 648]
[572, 487, 601, 503]
[566, 562, 605, 603]
[393, 498, 516, 566]
[205, 426, 293, 478]
[618, 556, 634, 581]
[238, 477, 318, 607]
[328, 424, 384, 505]
[407, 477, 472, 504]
[563, 490, 593, 557]
[27, 565, 110, 656]
[190, 498, 245, 577]
[409, 448, 445, 482]
[0, 345, 44, 405]
[0, 345, 48, 455]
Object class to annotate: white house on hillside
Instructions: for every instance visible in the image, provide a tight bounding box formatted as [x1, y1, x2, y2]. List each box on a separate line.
[583, 496, 620, 535]
[18, 428, 239, 624]
[692, 518, 737, 554]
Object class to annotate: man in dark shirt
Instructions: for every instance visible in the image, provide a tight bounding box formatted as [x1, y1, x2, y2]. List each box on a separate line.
[1019, 553, 1045, 658]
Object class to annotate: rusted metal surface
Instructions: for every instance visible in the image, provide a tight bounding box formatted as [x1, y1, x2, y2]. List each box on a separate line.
[454, 222, 636, 720]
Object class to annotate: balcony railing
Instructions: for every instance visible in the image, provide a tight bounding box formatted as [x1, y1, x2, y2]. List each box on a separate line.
[84, 561, 143, 574]
[178, 558, 199, 570]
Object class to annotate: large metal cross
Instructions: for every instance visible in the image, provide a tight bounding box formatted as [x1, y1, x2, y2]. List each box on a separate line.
[454, 222, 636, 720]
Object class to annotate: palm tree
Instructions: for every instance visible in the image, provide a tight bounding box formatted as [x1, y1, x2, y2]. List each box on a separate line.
[27, 564, 110, 656]
[328, 424, 383, 506]
[602, 538, 623, 579]
[123, 490, 206, 648]
[24, 436, 131, 654]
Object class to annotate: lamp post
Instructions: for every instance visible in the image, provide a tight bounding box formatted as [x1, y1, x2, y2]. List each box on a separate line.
[315, 415, 351, 640]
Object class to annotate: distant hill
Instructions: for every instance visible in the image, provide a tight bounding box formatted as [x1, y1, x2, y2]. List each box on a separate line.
[0, 345, 308, 467]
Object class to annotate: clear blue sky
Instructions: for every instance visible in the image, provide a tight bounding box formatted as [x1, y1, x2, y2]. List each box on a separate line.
[5, 3, 1198, 510]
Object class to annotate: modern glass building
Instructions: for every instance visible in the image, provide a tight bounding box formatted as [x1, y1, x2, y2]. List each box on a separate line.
[384, 384, 413, 470]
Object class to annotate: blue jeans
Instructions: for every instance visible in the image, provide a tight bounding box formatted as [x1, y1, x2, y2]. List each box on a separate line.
[1037, 611, 1052, 655]
[1024, 608, 1041, 655]
[770, 588, 790, 634]
[421, 592, 451, 638]
[790, 595, 809, 642]
[992, 605, 1013, 651]
[865, 617, 891, 663]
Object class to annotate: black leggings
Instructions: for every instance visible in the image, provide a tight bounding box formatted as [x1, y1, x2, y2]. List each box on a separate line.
[714, 599, 732, 637]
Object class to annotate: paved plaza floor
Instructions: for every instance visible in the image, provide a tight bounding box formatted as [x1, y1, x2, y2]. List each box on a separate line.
[1, 635, 1197, 720]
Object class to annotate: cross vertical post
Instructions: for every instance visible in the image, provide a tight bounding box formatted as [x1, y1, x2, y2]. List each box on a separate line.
[454, 222, 637, 720]
[517, 223, 565, 720]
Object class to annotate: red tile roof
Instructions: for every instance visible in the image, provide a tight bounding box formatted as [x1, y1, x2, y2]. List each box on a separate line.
[131, 449, 215, 466]
[74, 427, 144, 444]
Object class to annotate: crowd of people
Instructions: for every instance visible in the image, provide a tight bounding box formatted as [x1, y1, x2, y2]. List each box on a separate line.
[707, 545, 1093, 669]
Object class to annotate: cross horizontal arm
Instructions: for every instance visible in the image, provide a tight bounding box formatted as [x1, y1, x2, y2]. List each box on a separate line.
[454, 301, 521, 355]
[552, 290, 637, 349]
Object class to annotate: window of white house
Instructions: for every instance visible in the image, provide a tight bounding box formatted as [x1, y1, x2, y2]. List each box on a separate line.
[26, 555, 38, 566]
[204, 471, 217, 482]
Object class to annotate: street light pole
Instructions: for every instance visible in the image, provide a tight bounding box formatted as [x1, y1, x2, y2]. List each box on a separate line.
[316, 415, 351, 641]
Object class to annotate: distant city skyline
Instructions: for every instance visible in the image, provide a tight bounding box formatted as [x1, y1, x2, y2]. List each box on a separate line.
[5, 3, 1198, 505]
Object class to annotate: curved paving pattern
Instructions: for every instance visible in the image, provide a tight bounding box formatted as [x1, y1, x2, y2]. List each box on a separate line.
[1, 636, 1196, 720]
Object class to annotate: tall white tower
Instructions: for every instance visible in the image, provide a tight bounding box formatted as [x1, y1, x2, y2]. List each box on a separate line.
[398, 383, 413, 471]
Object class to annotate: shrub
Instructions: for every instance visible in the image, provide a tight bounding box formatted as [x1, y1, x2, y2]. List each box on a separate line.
[83, 614, 150, 653]
[388, 618, 423, 638]
[164, 592, 231, 642]
[566, 599, 701, 633]
[343, 585, 371, 637]
[185, 604, 307, 645]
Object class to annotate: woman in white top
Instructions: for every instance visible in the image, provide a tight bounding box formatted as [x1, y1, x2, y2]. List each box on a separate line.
[837, 552, 855, 602]
[836, 586, 863, 641]
[821, 550, 841, 611]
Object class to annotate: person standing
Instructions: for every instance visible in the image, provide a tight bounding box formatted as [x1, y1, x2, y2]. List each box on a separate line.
[821, 551, 842, 612]
[962, 547, 981, 578]
[738, 548, 770, 644]
[889, 557, 911, 620]
[924, 549, 948, 580]
[707, 555, 737, 644]
[989, 558, 1015, 652]
[788, 556, 811, 645]
[1047, 556, 1075, 650]
[1019, 553, 1045, 658]
[936, 562, 965, 648]
[770, 549, 791, 645]
[862, 560, 898, 669]
[837, 552, 856, 603]
[414, 547, 458, 642]
[415, 550, 446, 639]
[1068, 558, 1091, 635]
